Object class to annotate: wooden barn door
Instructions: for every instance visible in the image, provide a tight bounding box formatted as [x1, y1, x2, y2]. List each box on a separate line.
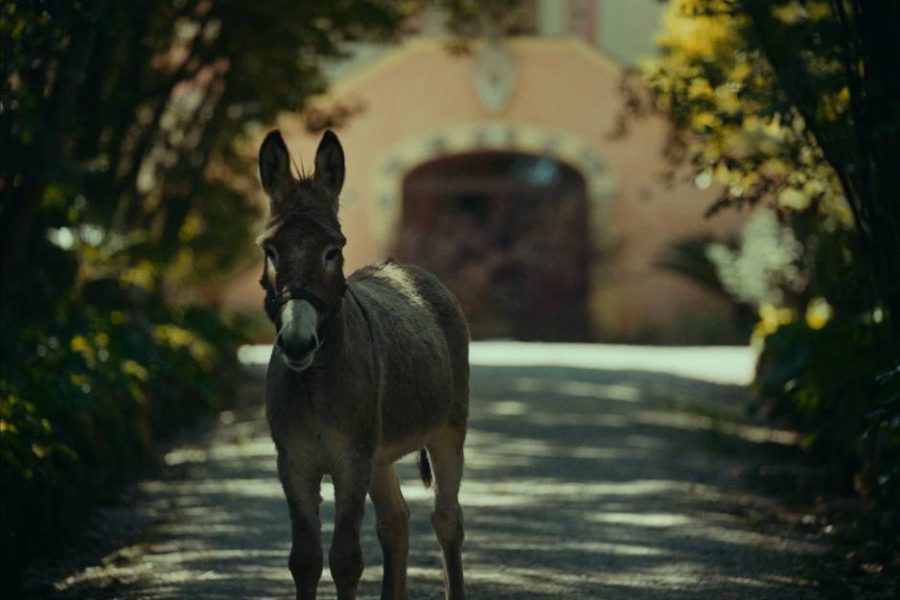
[394, 151, 592, 341]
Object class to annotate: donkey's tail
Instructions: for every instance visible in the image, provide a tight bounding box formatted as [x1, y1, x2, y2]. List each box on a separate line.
[417, 448, 433, 488]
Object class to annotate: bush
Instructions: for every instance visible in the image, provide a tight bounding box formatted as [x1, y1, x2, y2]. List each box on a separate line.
[756, 313, 899, 500]
[0, 291, 244, 590]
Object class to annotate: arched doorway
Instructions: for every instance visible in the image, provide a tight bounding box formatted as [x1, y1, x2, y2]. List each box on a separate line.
[393, 151, 592, 341]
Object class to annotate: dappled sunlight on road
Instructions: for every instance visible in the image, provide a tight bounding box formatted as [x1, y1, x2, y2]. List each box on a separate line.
[469, 342, 758, 385]
[42, 343, 820, 599]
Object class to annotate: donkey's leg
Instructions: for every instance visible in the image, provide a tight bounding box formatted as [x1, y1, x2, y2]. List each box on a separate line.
[369, 461, 410, 600]
[427, 428, 467, 600]
[278, 453, 324, 600]
[330, 454, 373, 600]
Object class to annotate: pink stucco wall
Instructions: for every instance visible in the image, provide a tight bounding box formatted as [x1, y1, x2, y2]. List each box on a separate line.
[221, 39, 742, 343]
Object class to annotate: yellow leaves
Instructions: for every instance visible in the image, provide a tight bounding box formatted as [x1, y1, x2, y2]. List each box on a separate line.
[801, 177, 827, 198]
[94, 332, 110, 348]
[645, 0, 854, 232]
[122, 360, 149, 382]
[805, 297, 833, 330]
[153, 324, 194, 347]
[760, 304, 797, 332]
[772, 3, 805, 25]
[658, 0, 741, 62]
[70, 335, 90, 354]
[739, 114, 787, 156]
[761, 158, 790, 178]
[715, 85, 742, 114]
[728, 61, 752, 83]
[69, 373, 90, 393]
[752, 303, 798, 347]
[807, 2, 831, 22]
[703, 161, 760, 195]
[740, 171, 761, 190]
[836, 86, 850, 105]
[153, 324, 214, 367]
[777, 187, 811, 211]
[688, 78, 714, 100]
[712, 162, 733, 184]
[70, 332, 112, 366]
[178, 214, 202, 242]
[31, 444, 51, 458]
[821, 194, 854, 227]
[121, 260, 157, 291]
[773, 1, 832, 24]
[751, 298, 833, 348]
[691, 111, 719, 131]
[819, 86, 850, 122]
[70, 335, 96, 367]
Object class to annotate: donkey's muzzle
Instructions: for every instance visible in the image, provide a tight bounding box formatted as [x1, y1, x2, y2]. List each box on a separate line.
[276, 299, 321, 372]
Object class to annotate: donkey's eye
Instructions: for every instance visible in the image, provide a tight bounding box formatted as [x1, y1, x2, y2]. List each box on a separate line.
[263, 244, 278, 265]
[323, 246, 341, 265]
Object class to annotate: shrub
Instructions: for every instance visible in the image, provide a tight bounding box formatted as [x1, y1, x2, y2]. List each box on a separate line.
[756, 312, 899, 498]
[0, 292, 244, 589]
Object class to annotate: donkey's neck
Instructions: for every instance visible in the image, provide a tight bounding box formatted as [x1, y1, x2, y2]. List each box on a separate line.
[311, 293, 349, 368]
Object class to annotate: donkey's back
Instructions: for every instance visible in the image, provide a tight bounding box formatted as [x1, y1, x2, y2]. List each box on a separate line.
[348, 261, 469, 458]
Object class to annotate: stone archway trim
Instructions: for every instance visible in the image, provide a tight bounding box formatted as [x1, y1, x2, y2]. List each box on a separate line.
[370, 121, 616, 252]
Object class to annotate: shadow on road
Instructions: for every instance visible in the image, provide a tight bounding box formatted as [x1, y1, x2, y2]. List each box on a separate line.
[36, 348, 820, 599]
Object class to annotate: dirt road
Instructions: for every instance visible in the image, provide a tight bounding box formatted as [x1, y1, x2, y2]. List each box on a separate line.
[31, 343, 822, 599]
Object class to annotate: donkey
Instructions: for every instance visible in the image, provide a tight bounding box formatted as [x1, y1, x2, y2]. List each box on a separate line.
[257, 129, 469, 600]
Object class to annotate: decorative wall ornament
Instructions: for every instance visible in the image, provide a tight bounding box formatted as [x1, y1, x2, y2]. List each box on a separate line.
[473, 41, 517, 114]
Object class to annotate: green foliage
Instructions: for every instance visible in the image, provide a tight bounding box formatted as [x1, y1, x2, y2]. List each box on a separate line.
[641, 0, 900, 509]
[640, 0, 900, 337]
[0, 289, 244, 584]
[0, 0, 416, 296]
[640, 0, 851, 221]
[757, 316, 898, 495]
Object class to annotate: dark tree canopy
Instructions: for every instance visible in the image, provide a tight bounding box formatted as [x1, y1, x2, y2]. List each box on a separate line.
[0, 0, 418, 316]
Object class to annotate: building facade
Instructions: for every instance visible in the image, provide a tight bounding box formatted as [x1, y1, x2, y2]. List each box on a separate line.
[221, 1, 742, 343]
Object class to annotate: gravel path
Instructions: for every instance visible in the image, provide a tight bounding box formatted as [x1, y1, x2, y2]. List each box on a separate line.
[28, 343, 822, 599]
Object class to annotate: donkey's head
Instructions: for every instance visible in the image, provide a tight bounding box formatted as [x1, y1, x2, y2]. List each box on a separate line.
[257, 129, 346, 372]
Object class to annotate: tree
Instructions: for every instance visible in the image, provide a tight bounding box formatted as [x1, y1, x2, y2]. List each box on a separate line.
[641, 0, 899, 350]
[744, 0, 900, 351]
[638, 0, 900, 500]
[1, 0, 416, 317]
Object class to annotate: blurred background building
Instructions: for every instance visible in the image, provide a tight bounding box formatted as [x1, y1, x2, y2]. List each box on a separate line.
[219, 0, 742, 343]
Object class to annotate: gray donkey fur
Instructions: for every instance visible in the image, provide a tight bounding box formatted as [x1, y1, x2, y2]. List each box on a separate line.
[258, 129, 469, 600]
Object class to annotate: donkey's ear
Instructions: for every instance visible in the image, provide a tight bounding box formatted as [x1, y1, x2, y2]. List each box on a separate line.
[314, 130, 345, 197]
[259, 130, 294, 201]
